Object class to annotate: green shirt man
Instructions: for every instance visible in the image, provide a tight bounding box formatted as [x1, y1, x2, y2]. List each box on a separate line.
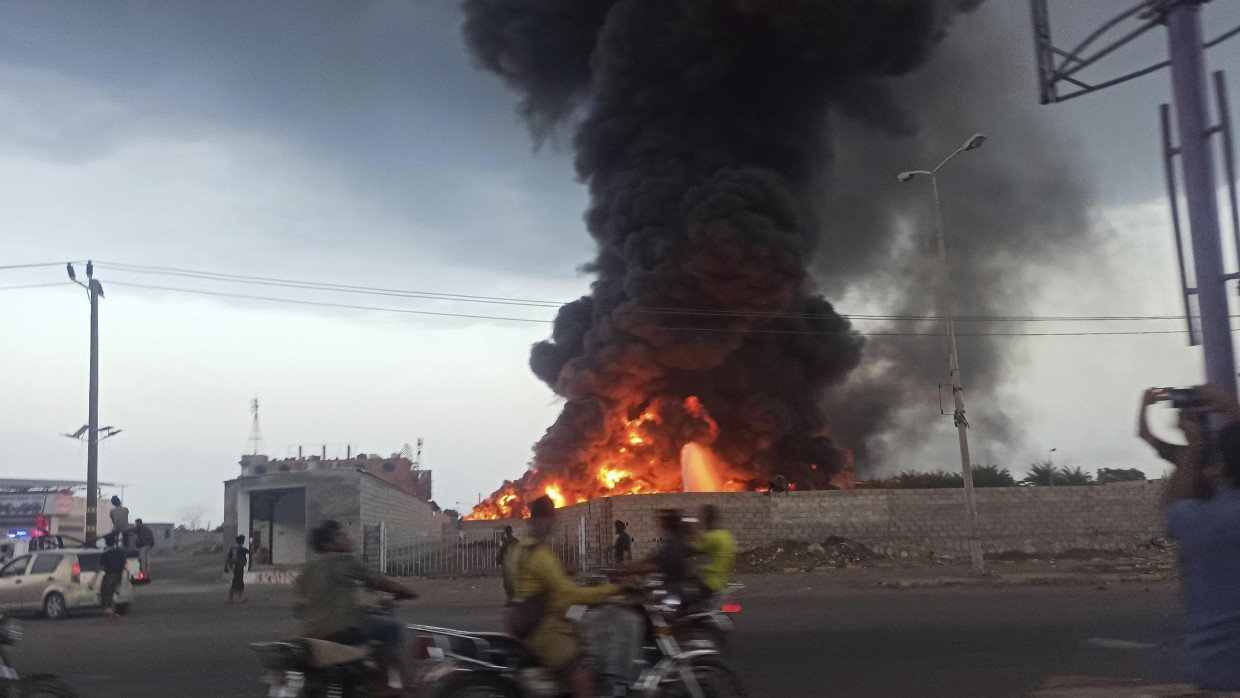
[692, 505, 735, 593]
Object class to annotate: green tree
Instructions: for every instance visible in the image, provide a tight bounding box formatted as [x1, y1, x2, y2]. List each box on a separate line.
[1097, 468, 1146, 484]
[971, 464, 1017, 487]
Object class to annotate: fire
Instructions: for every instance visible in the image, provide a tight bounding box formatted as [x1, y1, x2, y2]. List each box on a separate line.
[544, 485, 566, 508]
[599, 467, 630, 490]
[681, 442, 725, 492]
[465, 395, 756, 520]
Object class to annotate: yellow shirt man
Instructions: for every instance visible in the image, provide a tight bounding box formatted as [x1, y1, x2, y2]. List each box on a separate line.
[504, 542, 618, 670]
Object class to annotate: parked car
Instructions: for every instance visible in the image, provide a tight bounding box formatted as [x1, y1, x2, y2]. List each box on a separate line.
[0, 548, 134, 619]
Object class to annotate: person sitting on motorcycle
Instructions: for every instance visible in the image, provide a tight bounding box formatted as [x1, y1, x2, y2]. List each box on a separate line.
[295, 520, 419, 692]
[692, 504, 736, 596]
[504, 495, 632, 698]
[621, 510, 700, 602]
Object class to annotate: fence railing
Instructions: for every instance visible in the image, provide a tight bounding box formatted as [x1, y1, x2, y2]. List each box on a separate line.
[376, 525, 585, 578]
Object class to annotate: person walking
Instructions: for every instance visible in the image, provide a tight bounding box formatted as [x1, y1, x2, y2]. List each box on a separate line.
[87, 533, 127, 620]
[109, 496, 131, 548]
[497, 525, 519, 600]
[613, 520, 632, 565]
[133, 519, 155, 577]
[225, 535, 250, 604]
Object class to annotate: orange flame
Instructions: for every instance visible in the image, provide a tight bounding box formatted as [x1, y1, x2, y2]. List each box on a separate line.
[544, 485, 566, 508]
[465, 395, 754, 520]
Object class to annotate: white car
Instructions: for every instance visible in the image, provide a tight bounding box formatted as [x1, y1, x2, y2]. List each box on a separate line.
[0, 548, 134, 619]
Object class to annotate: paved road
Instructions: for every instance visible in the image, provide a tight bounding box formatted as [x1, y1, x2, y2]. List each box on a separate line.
[9, 558, 1189, 698]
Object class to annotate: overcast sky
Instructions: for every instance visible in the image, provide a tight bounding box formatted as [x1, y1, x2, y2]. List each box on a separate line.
[2, 1, 1239, 524]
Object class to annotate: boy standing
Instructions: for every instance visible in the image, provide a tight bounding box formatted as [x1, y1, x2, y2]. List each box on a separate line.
[225, 535, 250, 604]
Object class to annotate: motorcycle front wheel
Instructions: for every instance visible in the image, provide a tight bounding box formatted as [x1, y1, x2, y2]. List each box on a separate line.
[17, 676, 79, 697]
[656, 656, 747, 698]
[426, 673, 520, 698]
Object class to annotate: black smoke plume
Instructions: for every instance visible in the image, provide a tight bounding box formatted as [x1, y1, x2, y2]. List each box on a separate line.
[462, 0, 1052, 514]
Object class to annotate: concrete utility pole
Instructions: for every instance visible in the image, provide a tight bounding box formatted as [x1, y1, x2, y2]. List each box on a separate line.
[68, 261, 104, 547]
[898, 134, 988, 575]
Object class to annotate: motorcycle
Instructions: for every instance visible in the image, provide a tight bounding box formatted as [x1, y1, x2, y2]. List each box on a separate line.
[675, 583, 743, 653]
[250, 598, 409, 698]
[411, 582, 747, 698]
[0, 615, 77, 697]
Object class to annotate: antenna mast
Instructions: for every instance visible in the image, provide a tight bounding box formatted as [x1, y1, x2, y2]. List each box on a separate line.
[247, 398, 265, 456]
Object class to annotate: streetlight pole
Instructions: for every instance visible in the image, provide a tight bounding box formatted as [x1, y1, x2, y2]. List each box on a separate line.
[68, 261, 104, 547]
[1048, 447, 1057, 486]
[898, 134, 988, 575]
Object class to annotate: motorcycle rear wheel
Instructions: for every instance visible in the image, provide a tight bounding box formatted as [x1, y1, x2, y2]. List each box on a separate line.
[657, 656, 747, 698]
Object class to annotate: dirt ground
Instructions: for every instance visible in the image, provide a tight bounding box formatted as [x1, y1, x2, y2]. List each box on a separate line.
[401, 542, 1181, 605]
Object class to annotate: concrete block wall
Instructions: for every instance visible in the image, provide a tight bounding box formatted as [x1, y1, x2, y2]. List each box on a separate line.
[358, 473, 441, 548]
[462, 481, 1165, 566]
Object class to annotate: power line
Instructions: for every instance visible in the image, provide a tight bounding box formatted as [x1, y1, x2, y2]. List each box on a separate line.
[95, 261, 563, 308]
[105, 280, 1197, 338]
[95, 260, 1201, 324]
[0, 282, 74, 292]
[0, 262, 83, 271]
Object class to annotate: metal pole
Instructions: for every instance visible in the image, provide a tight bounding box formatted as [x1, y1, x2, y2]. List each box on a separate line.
[86, 277, 100, 547]
[930, 175, 984, 575]
[1167, 2, 1237, 396]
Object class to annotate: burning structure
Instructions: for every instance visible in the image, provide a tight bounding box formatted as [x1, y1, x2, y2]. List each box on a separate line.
[462, 0, 1048, 520]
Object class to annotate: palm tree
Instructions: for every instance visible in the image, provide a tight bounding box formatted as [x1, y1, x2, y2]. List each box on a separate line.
[971, 464, 1017, 487]
[1022, 461, 1061, 486]
[1059, 466, 1094, 485]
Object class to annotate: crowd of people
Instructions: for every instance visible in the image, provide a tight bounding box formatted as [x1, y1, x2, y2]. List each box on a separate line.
[85, 496, 157, 619]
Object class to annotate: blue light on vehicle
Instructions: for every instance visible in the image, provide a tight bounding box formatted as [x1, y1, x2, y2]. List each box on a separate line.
[4, 530, 29, 539]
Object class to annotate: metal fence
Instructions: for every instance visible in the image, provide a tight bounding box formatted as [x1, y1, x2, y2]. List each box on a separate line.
[374, 519, 586, 578]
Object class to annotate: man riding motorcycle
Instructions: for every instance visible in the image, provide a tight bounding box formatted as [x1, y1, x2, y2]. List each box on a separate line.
[692, 505, 736, 597]
[503, 495, 637, 698]
[295, 520, 420, 694]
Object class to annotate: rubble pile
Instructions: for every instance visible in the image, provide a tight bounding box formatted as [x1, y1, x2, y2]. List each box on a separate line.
[735, 536, 886, 574]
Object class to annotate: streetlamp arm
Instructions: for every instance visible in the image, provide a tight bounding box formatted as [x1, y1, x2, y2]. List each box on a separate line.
[897, 170, 933, 182]
[931, 147, 966, 175]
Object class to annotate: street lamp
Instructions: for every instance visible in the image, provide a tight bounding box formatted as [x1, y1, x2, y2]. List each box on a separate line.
[898, 134, 988, 575]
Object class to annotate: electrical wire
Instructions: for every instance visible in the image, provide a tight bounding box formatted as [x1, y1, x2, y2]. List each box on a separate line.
[0, 262, 82, 271]
[0, 282, 74, 292]
[105, 280, 1198, 338]
[94, 260, 1203, 325]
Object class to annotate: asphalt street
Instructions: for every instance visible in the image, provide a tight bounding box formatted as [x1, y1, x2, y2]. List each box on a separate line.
[9, 557, 1189, 698]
